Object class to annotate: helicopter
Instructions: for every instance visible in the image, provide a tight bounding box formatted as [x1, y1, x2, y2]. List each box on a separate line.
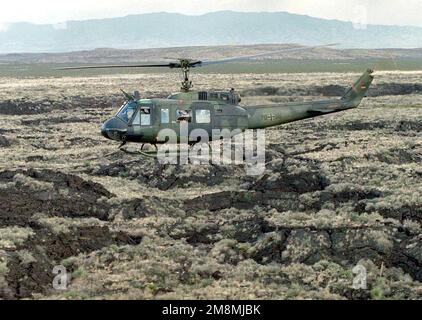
[59, 44, 374, 154]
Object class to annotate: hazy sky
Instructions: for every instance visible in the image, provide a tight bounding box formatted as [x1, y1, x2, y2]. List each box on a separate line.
[1, 0, 422, 27]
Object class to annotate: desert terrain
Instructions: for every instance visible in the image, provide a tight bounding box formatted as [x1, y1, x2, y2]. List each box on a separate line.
[0, 60, 421, 299]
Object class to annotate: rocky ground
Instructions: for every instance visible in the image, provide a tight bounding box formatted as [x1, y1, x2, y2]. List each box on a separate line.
[0, 71, 421, 300]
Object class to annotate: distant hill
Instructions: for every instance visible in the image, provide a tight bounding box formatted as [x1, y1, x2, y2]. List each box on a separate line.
[2, 45, 422, 77]
[2, 45, 422, 65]
[1, 11, 422, 53]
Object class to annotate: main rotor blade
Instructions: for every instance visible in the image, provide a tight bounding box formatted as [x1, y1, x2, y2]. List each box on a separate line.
[56, 43, 339, 71]
[56, 63, 179, 71]
[198, 43, 339, 67]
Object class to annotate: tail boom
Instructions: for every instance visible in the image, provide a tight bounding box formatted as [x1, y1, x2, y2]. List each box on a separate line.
[245, 69, 375, 129]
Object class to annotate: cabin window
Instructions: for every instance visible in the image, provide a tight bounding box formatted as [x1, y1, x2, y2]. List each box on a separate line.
[176, 109, 192, 123]
[161, 108, 169, 124]
[196, 109, 211, 124]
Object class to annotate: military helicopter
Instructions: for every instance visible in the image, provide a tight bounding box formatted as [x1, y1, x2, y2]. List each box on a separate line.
[60, 44, 374, 154]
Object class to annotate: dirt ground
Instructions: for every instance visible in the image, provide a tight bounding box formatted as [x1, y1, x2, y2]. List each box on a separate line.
[0, 71, 421, 300]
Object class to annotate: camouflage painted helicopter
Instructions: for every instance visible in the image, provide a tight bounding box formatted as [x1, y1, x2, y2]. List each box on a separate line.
[60, 45, 374, 151]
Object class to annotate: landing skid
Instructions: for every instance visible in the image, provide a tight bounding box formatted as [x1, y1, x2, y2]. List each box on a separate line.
[120, 143, 159, 158]
[119, 142, 213, 160]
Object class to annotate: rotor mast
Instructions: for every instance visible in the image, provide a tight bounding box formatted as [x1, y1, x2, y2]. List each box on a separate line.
[180, 59, 193, 92]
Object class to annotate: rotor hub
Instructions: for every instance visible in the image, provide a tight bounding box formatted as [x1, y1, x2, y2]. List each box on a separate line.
[179, 59, 195, 92]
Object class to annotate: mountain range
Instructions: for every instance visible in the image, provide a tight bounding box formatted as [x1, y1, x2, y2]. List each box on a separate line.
[1, 11, 422, 53]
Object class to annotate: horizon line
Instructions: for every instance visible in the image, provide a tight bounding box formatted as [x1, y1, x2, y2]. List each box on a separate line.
[1, 10, 422, 30]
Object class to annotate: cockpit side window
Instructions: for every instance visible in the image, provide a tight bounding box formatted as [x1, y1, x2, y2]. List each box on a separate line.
[129, 105, 151, 126]
[140, 107, 151, 126]
[132, 110, 141, 125]
[117, 101, 137, 123]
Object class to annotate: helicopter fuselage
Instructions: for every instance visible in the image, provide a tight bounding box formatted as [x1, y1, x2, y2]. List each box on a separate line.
[101, 89, 250, 144]
[101, 69, 374, 145]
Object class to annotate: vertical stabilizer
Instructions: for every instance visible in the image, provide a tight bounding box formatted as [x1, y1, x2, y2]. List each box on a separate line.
[341, 69, 374, 108]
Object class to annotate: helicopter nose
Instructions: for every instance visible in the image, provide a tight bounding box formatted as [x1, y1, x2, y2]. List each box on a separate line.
[101, 117, 128, 141]
[101, 123, 109, 139]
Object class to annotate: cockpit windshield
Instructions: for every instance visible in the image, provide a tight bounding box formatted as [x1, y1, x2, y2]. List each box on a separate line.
[117, 101, 137, 123]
